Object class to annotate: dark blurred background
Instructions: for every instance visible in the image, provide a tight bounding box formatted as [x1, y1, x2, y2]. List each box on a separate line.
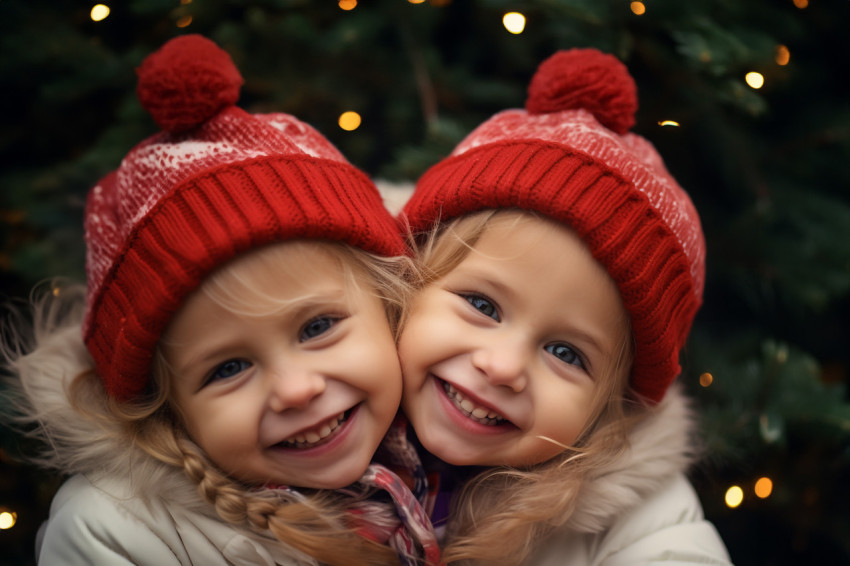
[2, 1, 849, 564]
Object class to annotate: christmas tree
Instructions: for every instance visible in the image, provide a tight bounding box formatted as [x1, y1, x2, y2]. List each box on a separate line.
[1, 1, 848, 564]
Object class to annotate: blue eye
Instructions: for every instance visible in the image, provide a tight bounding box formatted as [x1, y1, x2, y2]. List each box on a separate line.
[462, 294, 500, 321]
[209, 359, 251, 382]
[301, 316, 338, 341]
[545, 343, 585, 369]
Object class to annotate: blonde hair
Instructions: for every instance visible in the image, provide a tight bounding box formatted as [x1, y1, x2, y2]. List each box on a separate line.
[409, 210, 648, 565]
[3, 240, 416, 566]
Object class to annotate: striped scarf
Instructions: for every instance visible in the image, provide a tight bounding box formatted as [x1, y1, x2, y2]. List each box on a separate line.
[268, 418, 442, 564]
[346, 417, 442, 565]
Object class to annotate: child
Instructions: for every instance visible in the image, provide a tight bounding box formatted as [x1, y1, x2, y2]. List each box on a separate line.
[2, 35, 438, 566]
[398, 49, 733, 564]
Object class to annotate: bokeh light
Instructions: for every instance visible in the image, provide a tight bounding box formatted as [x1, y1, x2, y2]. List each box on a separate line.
[745, 71, 765, 89]
[725, 486, 744, 508]
[338, 111, 362, 131]
[776, 45, 791, 66]
[0, 510, 17, 530]
[503, 12, 526, 34]
[90, 4, 110, 21]
[755, 477, 774, 499]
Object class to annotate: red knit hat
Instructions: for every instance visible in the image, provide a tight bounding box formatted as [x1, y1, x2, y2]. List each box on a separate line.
[402, 49, 705, 403]
[83, 35, 404, 401]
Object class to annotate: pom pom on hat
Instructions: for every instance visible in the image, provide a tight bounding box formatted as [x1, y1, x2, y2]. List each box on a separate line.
[136, 34, 243, 132]
[526, 48, 637, 135]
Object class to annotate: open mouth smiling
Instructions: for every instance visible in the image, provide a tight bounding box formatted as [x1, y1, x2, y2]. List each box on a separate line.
[442, 381, 508, 426]
[276, 409, 353, 449]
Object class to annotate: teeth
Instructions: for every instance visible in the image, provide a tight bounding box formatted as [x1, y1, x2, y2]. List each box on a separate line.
[444, 383, 506, 425]
[280, 412, 348, 448]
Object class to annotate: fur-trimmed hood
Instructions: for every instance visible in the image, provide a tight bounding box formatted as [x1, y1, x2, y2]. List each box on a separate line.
[7, 301, 214, 516]
[569, 385, 698, 533]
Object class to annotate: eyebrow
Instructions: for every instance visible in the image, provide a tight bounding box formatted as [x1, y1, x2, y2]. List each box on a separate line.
[454, 264, 519, 301]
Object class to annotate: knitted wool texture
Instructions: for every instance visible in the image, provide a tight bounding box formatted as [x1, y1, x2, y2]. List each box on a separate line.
[402, 49, 705, 403]
[83, 35, 404, 401]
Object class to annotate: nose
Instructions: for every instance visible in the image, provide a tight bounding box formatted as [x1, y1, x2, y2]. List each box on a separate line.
[470, 338, 530, 393]
[267, 367, 327, 412]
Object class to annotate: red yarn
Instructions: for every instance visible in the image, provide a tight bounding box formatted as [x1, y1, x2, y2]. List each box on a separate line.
[526, 48, 637, 135]
[136, 34, 243, 132]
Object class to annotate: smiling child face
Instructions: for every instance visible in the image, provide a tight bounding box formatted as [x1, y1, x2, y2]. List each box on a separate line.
[163, 242, 402, 489]
[399, 213, 631, 467]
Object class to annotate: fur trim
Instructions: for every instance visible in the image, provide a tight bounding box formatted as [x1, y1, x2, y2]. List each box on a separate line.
[568, 385, 697, 532]
[4, 287, 212, 516]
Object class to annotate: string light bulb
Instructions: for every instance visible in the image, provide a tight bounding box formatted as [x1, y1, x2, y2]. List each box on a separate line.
[699, 372, 714, 387]
[339, 0, 357, 10]
[0, 509, 17, 530]
[725, 486, 744, 508]
[745, 71, 765, 89]
[775, 45, 791, 66]
[630, 2, 646, 15]
[754, 477, 774, 499]
[338, 111, 362, 131]
[503, 12, 526, 34]
[90, 4, 110, 22]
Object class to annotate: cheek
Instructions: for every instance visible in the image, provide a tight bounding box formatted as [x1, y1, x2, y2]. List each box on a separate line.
[369, 333, 404, 386]
[373, 355, 404, 412]
[400, 377, 441, 441]
[351, 336, 404, 421]
[536, 389, 596, 447]
[183, 400, 253, 455]
[398, 307, 455, 371]
[396, 321, 425, 376]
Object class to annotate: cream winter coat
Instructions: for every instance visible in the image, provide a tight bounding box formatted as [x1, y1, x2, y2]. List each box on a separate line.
[13, 318, 321, 565]
[528, 386, 732, 565]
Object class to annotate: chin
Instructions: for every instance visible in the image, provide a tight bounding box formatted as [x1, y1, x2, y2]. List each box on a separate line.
[419, 438, 481, 467]
[290, 473, 358, 490]
[439, 454, 482, 466]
